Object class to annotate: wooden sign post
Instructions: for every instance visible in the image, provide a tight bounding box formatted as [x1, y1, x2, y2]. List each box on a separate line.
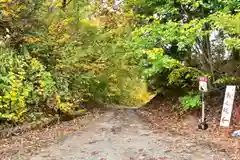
[220, 85, 236, 136]
[198, 77, 208, 130]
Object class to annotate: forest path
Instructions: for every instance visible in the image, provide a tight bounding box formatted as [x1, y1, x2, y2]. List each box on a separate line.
[19, 109, 230, 160]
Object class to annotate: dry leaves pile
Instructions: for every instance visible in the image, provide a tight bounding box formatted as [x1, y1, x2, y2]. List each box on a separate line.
[0, 109, 102, 160]
[137, 96, 240, 160]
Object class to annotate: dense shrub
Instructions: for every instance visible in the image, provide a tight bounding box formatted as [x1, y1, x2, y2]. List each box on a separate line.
[0, 1, 153, 124]
[131, 0, 240, 110]
[0, 48, 55, 123]
[1, 0, 239, 123]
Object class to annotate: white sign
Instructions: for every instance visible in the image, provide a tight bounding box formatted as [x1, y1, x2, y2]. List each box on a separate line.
[199, 77, 208, 92]
[220, 85, 236, 127]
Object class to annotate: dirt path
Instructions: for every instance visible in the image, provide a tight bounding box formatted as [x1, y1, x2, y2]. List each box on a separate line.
[11, 109, 229, 160]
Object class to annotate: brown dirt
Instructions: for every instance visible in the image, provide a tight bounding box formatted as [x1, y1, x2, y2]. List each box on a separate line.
[0, 109, 102, 160]
[1, 94, 240, 160]
[137, 95, 240, 160]
[1, 108, 232, 160]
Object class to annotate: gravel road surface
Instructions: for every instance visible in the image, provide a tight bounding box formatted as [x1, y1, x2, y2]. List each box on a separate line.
[15, 109, 229, 160]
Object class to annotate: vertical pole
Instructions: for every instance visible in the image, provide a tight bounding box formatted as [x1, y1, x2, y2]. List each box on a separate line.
[202, 92, 205, 122]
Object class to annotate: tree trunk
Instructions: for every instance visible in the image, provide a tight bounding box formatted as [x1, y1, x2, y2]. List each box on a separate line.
[62, 0, 67, 9]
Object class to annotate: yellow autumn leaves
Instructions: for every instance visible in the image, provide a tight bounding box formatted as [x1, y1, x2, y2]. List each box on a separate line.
[0, 71, 27, 122]
[0, 0, 27, 17]
[23, 36, 41, 44]
[0, 51, 56, 122]
[145, 48, 164, 55]
[143, 48, 164, 60]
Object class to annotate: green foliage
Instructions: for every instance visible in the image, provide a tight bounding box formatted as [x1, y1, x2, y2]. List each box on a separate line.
[210, 12, 240, 49]
[28, 9, 146, 106]
[180, 92, 201, 110]
[168, 67, 204, 88]
[214, 76, 240, 85]
[0, 0, 150, 124]
[0, 0, 43, 48]
[0, 48, 55, 123]
[129, 0, 240, 110]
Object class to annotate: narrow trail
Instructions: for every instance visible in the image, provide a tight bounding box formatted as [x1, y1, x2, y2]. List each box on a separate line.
[12, 109, 229, 160]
